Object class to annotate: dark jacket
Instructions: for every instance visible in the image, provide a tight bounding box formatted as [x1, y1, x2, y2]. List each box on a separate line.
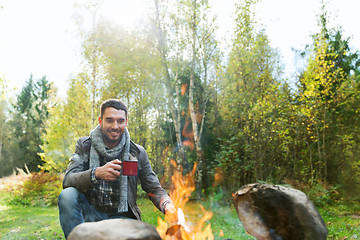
[62, 136, 171, 220]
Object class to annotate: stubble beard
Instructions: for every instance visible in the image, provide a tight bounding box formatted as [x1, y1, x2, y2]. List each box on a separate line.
[102, 129, 123, 147]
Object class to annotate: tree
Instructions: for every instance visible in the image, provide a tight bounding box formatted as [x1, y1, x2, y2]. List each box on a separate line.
[0, 76, 6, 169]
[10, 75, 52, 171]
[75, 0, 106, 127]
[152, 0, 221, 196]
[90, 19, 164, 149]
[41, 75, 92, 173]
[215, 0, 285, 189]
[184, 0, 220, 196]
[152, 0, 189, 167]
[297, 2, 360, 196]
[0, 98, 13, 177]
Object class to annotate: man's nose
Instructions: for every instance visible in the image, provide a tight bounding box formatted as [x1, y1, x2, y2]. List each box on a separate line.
[111, 121, 120, 129]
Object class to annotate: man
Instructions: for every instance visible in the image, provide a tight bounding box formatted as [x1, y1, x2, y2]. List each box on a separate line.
[58, 99, 175, 238]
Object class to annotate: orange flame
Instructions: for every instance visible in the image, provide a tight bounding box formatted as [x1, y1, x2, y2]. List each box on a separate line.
[182, 121, 194, 140]
[213, 168, 223, 187]
[182, 121, 195, 150]
[156, 161, 214, 240]
[183, 140, 195, 150]
[181, 83, 188, 96]
[169, 160, 195, 210]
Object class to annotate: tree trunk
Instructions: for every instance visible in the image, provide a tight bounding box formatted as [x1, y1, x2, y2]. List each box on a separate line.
[153, 0, 188, 167]
[188, 0, 204, 198]
[91, 9, 98, 126]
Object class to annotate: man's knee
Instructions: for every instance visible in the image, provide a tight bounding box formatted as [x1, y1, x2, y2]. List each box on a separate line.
[58, 187, 80, 207]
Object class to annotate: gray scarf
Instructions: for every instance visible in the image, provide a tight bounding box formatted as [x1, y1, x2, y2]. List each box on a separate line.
[89, 124, 130, 213]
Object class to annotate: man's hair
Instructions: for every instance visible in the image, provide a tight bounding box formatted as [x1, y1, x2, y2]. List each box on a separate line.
[100, 99, 128, 118]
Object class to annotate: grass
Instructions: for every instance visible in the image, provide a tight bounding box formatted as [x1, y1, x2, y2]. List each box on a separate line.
[1, 190, 359, 239]
[202, 201, 254, 239]
[0, 193, 63, 240]
[319, 202, 360, 239]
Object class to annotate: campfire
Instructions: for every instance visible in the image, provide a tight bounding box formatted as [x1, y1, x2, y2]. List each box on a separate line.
[156, 160, 214, 240]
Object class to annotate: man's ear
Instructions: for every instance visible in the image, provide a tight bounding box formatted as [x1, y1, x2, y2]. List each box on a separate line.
[98, 116, 102, 124]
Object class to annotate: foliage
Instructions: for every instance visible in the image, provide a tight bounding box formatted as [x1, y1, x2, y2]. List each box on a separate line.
[0, 100, 13, 177]
[95, 20, 163, 148]
[214, 0, 286, 189]
[2, 0, 360, 210]
[306, 181, 340, 207]
[206, 0, 360, 200]
[153, 0, 222, 197]
[7, 171, 63, 207]
[5, 75, 53, 172]
[40, 76, 92, 173]
[0, 75, 8, 100]
[39, 101, 72, 173]
[295, 4, 360, 196]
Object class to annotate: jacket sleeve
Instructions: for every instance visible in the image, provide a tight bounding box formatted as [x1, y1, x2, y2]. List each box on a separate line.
[62, 137, 92, 192]
[137, 144, 172, 213]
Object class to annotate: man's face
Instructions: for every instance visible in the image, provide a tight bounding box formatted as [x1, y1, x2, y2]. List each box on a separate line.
[99, 107, 128, 148]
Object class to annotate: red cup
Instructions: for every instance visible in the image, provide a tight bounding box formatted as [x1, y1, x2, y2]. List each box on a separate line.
[122, 160, 138, 176]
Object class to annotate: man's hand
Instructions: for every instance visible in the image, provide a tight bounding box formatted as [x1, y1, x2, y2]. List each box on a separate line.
[164, 203, 178, 223]
[95, 159, 122, 181]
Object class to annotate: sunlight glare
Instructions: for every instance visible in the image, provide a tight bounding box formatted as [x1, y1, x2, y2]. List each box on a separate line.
[100, 0, 148, 29]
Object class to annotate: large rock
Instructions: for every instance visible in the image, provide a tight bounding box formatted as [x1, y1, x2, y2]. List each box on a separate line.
[233, 183, 328, 240]
[68, 218, 161, 240]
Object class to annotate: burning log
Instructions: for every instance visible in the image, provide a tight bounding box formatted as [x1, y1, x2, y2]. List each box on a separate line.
[67, 219, 161, 240]
[233, 183, 328, 240]
[156, 161, 215, 240]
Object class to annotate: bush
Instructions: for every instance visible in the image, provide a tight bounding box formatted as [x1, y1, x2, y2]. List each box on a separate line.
[306, 181, 340, 207]
[9, 171, 63, 207]
[283, 178, 340, 207]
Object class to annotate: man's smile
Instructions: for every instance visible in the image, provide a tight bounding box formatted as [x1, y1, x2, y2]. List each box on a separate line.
[109, 131, 120, 137]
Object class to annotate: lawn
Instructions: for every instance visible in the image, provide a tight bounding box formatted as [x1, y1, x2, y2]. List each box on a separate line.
[318, 203, 360, 239]
[0, 190, 359, 239]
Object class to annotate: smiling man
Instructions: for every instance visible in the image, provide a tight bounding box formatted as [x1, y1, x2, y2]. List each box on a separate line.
[58, 99, 174, 239]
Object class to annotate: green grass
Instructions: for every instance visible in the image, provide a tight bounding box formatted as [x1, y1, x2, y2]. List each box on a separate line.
[0, 193, 63, 240]
[1, 191, 359, 240]
[202, 201, 254, 239]
[319, 202, 360, 239]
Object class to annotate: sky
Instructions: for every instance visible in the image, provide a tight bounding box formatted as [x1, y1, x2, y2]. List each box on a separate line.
[0, 0, 359, 98]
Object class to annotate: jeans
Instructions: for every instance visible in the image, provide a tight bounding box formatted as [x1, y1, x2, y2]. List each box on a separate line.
[58, 187, 130, 239]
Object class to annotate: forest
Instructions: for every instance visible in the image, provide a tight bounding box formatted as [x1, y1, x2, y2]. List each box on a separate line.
[0, 0, 359, 205]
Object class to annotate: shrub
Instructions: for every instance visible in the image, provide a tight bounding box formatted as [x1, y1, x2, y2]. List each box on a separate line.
[283, 178, 340, 207]
[9, 171, 63, 207]
[306, 181, 340, 207]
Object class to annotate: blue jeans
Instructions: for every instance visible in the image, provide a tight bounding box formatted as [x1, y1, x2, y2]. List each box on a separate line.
[58, 187, 130, 239]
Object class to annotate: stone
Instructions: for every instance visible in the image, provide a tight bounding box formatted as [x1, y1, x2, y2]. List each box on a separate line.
[67, 218, 161, 240]
[233, 183, 328, 240]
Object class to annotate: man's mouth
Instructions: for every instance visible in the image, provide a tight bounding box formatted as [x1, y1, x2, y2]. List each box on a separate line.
[109, 131, 120, 137]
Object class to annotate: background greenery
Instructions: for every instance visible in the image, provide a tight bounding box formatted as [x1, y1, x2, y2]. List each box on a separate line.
[1, 0, 359, 201]
[0, 0, 360, 238]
